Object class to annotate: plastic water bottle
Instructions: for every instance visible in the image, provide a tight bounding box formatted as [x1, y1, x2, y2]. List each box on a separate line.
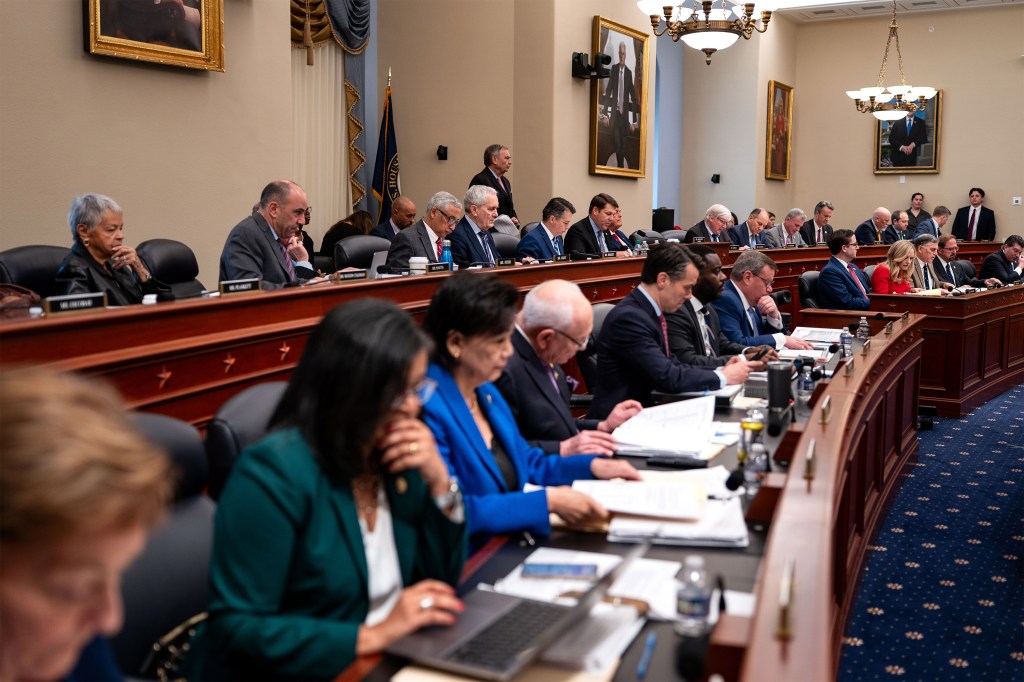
[856, 316, 871, 341]
[797, 365, 814, 406]
[440, 239, 453, 270]
[839, 327, 853, 358]
[637, 240, 650, 256]
[743, 443, 769, 494]
[675, 555, 711, 636]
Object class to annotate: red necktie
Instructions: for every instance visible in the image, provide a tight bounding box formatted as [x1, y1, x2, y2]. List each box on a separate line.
[436, 238, 443, 260]
[848, 263, 868, 297]
[968, 209, 977, 240]
[658, 314, 670, 357]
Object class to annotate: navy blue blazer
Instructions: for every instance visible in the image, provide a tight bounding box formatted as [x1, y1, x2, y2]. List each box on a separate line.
[422, 364, 595, 546]
[817, 257, 871, 310]
[589, 288, 720, 419]
[726, 222, 765, 248]
[449, 217, 496, 268]
[564, 217, 629, 256]
[912, 217, 941, 240]
[978, 250, 1023, 284]
[369, 220, 400, 242]
[883, 224, 911, 244]
[854, 219, 884, 246]
[516, 225, 560, 261]
[711, 281, 788, 348]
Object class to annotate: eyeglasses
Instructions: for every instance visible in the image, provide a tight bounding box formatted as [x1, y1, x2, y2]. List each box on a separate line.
[435, 208, 458, 226]
[939, 246, 959, 252]
[304, 207, 312, 223]
[392, 377, 437, 409]
[753, 273, 774, 289]
[551, 327, 589, 351]
[844, 242, 860, 249]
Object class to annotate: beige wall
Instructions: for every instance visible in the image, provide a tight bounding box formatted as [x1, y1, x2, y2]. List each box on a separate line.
[0, 0, 293, 286]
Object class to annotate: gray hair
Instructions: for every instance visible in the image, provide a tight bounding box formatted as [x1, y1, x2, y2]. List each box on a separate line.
[784, 208, 806, 221]
[705, 204, 731, 221]
[730, 250, 777, 282]
[913, 234, 937, 247]
[67, 193, 122, 242]
[483, 144, 507, 166]
[932, 205, 951, 218]
[814, 200, 834, 213]
[464, 185, 498, 211]
[520, 280, 580, 331]
[259, 180, 300, 209]
[426, 191, 461, 214]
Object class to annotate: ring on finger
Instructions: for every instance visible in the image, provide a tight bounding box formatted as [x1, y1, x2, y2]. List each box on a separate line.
[419, 596, 433, 610]
[408, 442, 418, 454]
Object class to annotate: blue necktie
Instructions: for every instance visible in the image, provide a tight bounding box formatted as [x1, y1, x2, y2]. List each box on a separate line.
[553, 236, 563, 256]
[479, 231, 496, 265]
[906, 119, 912, 136]
[748, 306, 759, 335]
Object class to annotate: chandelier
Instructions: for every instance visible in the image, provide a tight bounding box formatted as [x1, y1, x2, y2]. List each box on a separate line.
[638, 0, 773, 65]
[845, 0, 936, 121]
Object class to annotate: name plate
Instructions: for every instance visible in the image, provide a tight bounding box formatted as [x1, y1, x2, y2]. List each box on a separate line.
[497, 258, 515, 267]
[553, 254, 570, 262]
[44, 292, 107, 315]
[220, 278, 262, 295]
[784, 243, 797, 249]
[427, 262, 451, 273]
[693, 236, 705, 243]
[601, 251, 617, 259]
[337, 269, 367, 281]
[729, 244, 740, 250]
[755, 243, 767, 249]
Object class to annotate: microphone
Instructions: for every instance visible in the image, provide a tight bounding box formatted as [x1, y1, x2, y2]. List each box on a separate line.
[725, 465, 745, 491]
[827, 343, 839, 354]
[569, 250, 602, 261]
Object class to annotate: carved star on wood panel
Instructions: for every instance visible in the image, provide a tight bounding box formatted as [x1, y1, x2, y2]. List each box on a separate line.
[223, 353, 236, 373]
[156, 366, 172, 390]
[279, 342, 291, 361]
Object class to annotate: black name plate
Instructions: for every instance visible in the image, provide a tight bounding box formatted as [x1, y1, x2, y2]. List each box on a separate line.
[44, 292, 107, 314]
[220, 278, 262, 295]
[427, 262, 451, 273]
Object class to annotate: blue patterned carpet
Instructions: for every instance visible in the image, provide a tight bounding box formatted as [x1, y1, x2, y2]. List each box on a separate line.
[840, 385, 1024, 680]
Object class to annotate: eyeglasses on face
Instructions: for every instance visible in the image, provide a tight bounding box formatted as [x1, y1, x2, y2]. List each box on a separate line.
[551, 327, 589, 351]
[435, 208, 458, 226]
[392, 377, 438, 409]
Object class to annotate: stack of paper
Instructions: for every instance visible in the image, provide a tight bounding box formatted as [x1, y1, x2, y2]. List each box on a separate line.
[571, 479, 704, 520]
[612, 395, 715, 457]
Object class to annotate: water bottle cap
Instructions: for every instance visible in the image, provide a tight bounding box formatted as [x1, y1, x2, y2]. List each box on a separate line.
[684, 555, 705, 568]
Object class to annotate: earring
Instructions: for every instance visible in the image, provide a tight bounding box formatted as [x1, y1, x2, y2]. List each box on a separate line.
[452, 350, 460, 360]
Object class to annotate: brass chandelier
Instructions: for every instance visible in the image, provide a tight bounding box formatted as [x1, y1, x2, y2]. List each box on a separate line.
[845, 0, 936, 121]
[638, 0, 773, 65]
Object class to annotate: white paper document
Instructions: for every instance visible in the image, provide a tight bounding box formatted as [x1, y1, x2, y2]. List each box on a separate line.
[611, 395, 714, 457]
[571, 479, 703, 520]
[608, 496, 749, 547]
[792, 326, 843, 343]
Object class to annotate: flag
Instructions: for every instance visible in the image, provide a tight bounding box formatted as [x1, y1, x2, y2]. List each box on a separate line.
[371, 85, 400, 224]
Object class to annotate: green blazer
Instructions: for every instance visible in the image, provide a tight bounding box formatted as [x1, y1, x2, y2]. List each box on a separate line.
[205, 428, 467, 680]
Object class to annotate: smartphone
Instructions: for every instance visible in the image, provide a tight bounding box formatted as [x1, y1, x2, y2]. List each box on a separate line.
[751, 347, 771, 360]
[520, 563, 599, 579]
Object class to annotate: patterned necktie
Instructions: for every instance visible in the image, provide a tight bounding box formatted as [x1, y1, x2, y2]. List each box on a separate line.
[748, 306, 759, 335]
[478, 231, 495, 265]
[658, 314, 670, 357]
[436, 237, 443, 261]
[553, 236, 563, 256]
[277, 237, 296, 282]
[546, 364, 560, 395]
[601, 230, 614, 251]
[848, 263, 868, 297]
[923, 265, 932, 289]
[946, 262, 955, 285]
[699, 308, 717, 357]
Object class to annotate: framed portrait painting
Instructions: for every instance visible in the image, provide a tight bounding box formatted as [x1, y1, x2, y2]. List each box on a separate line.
[590, 17, 650, 178]
[86, 0, 224, 71]
[765, 80, 793, 181]
[874, 90, 942, 174]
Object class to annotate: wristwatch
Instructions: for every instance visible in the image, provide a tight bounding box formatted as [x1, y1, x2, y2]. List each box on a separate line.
[433, 477, 463, 517]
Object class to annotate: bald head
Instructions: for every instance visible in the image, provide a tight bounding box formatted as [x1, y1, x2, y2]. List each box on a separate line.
[391, 196, 417, 229]
[872, 207, 891, 229]
[519, 280, 592, 364]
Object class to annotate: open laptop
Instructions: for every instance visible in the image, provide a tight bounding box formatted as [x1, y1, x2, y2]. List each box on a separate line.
[387, 542, 649, 681]
[368, 250, 389, 280]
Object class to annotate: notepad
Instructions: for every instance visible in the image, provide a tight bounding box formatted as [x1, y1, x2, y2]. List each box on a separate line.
[611, 395, 714, 457]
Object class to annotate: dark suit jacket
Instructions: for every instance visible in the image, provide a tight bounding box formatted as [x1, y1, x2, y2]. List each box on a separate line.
[590, 288, 720, 418]
[449, 217, 496, 268]
[55, 242, 169, 305]
[515, 225, 559, 261]
[817, 257, 871, 310]
[602, 63, 638, 125]
[684, 220, 725, 244]
[912, 217, 941, 239]
[951, 205, 996, 241]
[666, 299, 746, 367]
[883, 224, 912, 244]
[369, 219, 400, 242]
[494, 332, 599, 453]
[726, 222, 766, 248]
[219, 212, 315, 289]
[564, 217, 628, 256]
[422, 364, 595, 547]
[888, 116, 928, 166]
[800, 221, 833, 246]
[712, 280, 789, 348]
[469, 169, 516, 220]
[206, 428, 466, 680]
[979, 249, 1024, 283]
[911, 258, 943, 289]
[384, 220, 439, 272]
[934, 256, 988, 288]
[854, 219, 885, 246]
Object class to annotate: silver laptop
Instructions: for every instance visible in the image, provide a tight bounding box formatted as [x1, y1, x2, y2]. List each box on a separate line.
[387, 542, 648, 681]
[368, 250, 389, 279]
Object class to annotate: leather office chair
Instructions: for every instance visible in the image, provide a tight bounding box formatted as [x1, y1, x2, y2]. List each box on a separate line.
[520, 221, 540, 237]
[658, 230, 687, 241]
[798, 270, 821, 309]
[632, 230, 665, 245]
[0, 244, 69, 298]
[204, 381, 287, 500]
[490, 232, 520, 259]
[334, 235, 391, 271]
[862, 264, 877, 283]
[575, 302, 615, 396]
[956, 259, 976, 279]
[113, 413, 215, 679]
[313, 254, 333, 274]
[137, 238, 205, 298]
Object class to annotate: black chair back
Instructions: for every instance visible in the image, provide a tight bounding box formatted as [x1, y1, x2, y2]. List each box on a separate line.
[490, 232, 520, 259]
[334, 235, 391, 271]
[658, 230, 687, 241]
[798, 270, 821, 309]
[0, 245, 69, 298]
[576, 302, 615, 393]
[204, 381, 287, 499]
[956, 259, 976, 279]
[520, 222, 540, 237]
[862, 264, 877, 283]
[137, 238, 205, 298]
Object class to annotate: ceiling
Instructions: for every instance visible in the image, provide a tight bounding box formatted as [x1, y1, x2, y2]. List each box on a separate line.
[774, 0, 1023, 22]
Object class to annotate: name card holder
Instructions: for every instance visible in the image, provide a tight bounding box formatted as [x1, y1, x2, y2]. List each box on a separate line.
[496, 258, 515, 267]
[426, 262, 451, 274]
[336, 269, 368, 281]
[693, 237, 705, 243]
[600, 251, 617, 259]
[784, 243, 797, 249]
[220, 278, 262, 295]
[755, 243, 767, 250]
[553, 254, 570, 263]
[44, 292, 107, 315]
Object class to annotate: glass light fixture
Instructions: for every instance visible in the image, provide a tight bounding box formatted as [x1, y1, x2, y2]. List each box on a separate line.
[640, 0, 772, 65]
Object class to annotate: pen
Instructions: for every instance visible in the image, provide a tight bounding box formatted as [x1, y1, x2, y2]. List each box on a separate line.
[636, 631, 657, 680]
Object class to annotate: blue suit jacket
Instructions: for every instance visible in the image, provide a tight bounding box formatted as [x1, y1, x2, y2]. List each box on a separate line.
[589, 288, 720, 418]
[883, 224, 911, 244]
[912, 217, 941, 239]
[817, 257, 871, 310]
[422, 364, 595, 546]
[726, 222, 765, 248]
[369, 220, 400, 242]
[712, 281, 788, 348]
[516, 225, 559, 261]
[449, 217, 495, 268]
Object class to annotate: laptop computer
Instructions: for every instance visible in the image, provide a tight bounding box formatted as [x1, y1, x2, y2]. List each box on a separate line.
[368, 250, 389, 279]
[386, 542, 649, 681]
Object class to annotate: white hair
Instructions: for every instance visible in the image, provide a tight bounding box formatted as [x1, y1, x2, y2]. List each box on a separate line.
[520, 280, 581, 330]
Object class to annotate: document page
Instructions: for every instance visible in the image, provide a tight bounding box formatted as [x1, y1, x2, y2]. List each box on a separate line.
[571, 479, 703, 520]
[792, 326, 843, 343]
[611, 395, 714, 456]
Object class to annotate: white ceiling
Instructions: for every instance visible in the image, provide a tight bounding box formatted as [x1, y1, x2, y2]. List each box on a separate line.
[775, 0, 1023, 22]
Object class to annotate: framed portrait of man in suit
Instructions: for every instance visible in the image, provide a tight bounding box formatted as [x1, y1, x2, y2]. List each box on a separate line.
[590, 17, 649, 179]
[874, 90, 942, 174]
[765, 80, 793, 181]
[86, 0, 224, 71]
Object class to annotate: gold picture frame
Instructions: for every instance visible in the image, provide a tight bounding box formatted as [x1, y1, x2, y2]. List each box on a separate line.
[86, 0, 224, 72]
[589, 17, 649, 178]
[874, 90, 942, 174]
[765, 80, 793, 181]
